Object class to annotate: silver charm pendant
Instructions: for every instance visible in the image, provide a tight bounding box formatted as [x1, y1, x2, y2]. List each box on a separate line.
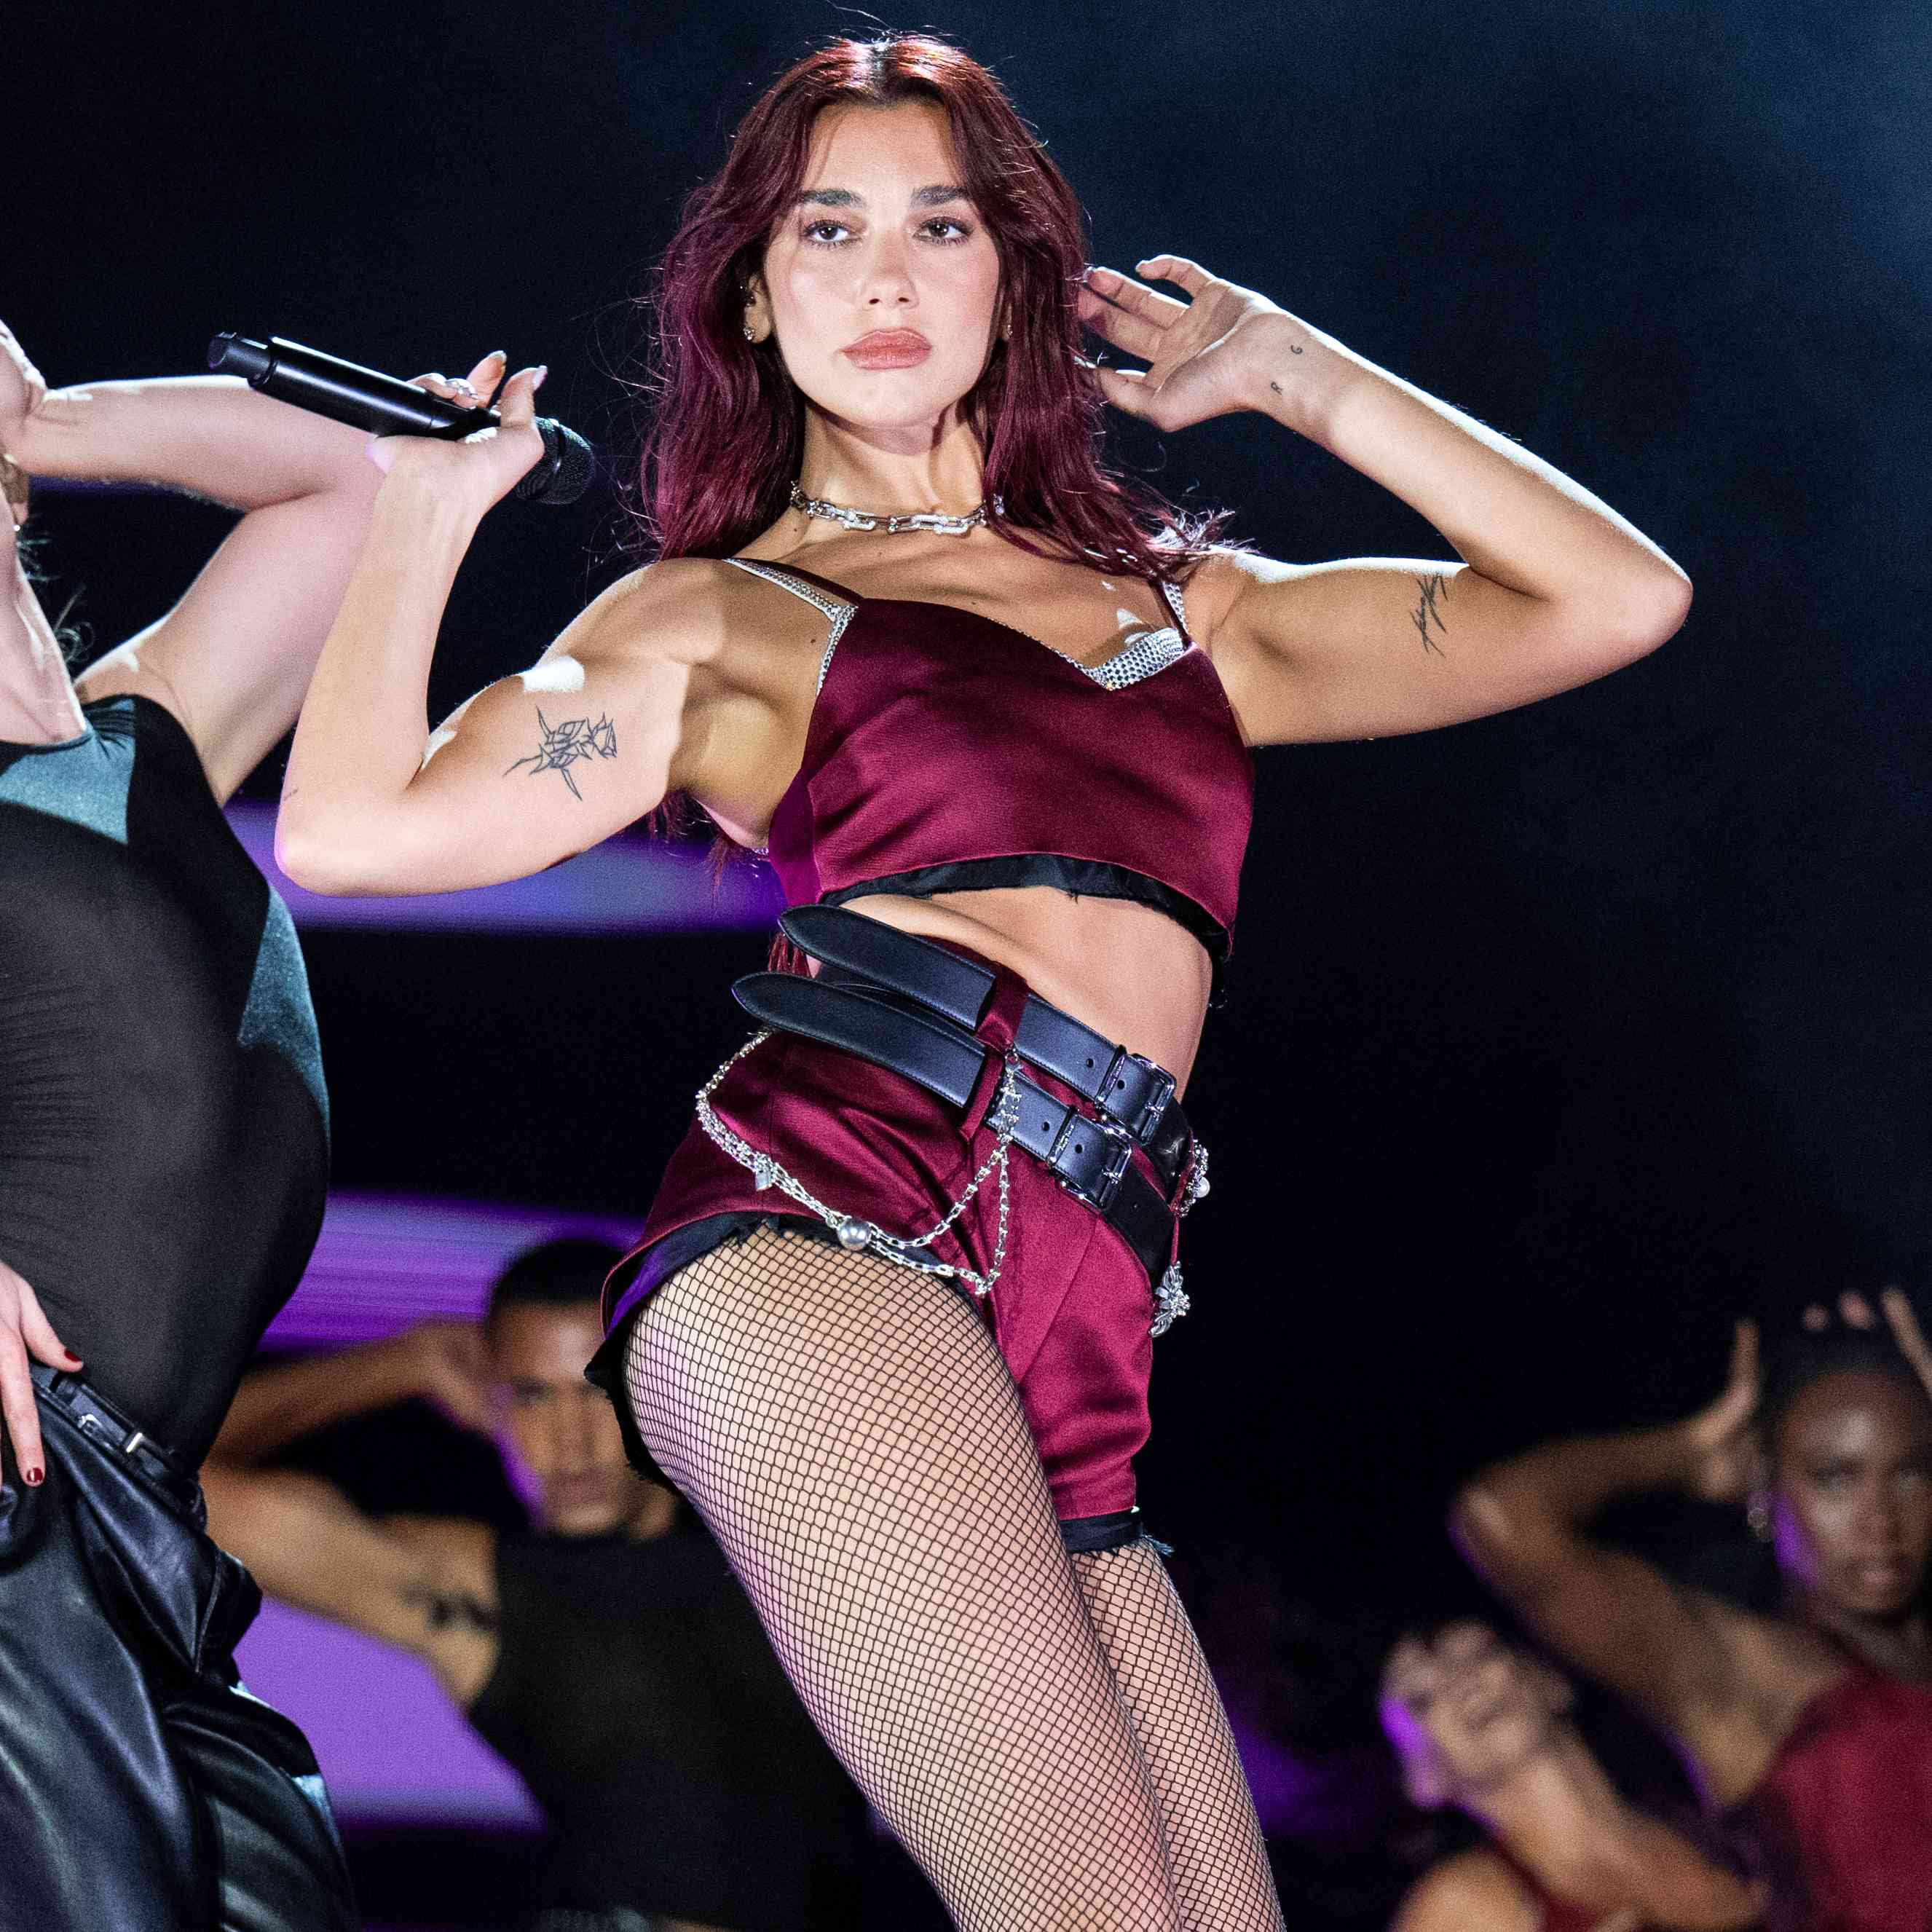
[1151, 1263, 1192, 1337]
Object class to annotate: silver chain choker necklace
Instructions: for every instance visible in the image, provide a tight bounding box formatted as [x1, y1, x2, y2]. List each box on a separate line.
[789, 481, 997, 538]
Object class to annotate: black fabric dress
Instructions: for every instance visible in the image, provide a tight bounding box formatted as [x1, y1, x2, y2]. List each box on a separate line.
[469, 1518, 870, 1932]
[0, 693, 353, 1932]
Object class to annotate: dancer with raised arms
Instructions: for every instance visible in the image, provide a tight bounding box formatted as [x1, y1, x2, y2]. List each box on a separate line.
[278, 36, 1690, 1931]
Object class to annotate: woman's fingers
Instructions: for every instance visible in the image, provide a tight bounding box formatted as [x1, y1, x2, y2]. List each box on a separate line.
[1880, 1288, 1932, 1391]
[1733, 1317, 1759, 1389]
[15, 1277, 79, 1373]
[0, 1333, 45, 1486]
[1084, 265, 1188, 326]
[1077, 285, 1170, 364]
[1091, 363, 1154, 419]
[1137, 255, 1214, 296]
[492, 364, 546, 429]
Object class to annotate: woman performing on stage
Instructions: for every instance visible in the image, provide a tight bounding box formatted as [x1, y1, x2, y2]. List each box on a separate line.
[0, 322, 372, 1926]
[1456, 1293, 1932, 1928]
[1381, 1623, 1759, 1931]
[278, 36, 1690, 1929]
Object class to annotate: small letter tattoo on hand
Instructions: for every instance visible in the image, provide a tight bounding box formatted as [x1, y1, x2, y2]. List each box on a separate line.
[505, 709, 619, 800]
[1412, 574, 1451, 655]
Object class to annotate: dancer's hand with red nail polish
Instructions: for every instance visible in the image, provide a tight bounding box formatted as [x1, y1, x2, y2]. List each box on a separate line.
[0, 1254, 82, 1487]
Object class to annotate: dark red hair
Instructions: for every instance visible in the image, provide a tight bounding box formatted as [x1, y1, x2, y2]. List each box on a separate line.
[635, 33, 1222, 580]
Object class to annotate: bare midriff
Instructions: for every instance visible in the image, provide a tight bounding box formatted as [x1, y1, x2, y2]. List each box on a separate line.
[837, 885, 1213, 1092]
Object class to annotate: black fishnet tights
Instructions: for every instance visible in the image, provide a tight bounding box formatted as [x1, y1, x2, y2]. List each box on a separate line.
[623, 1227, 1285, 1932]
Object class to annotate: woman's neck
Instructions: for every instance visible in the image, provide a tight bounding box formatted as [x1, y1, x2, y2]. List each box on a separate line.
[1790, 1587, 1932, 1681]
[795, 406, 987, 519]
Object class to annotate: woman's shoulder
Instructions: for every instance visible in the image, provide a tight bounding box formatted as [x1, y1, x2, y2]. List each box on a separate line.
[563, 555, 785, 675]
[1390, 1846, 1540, 1932]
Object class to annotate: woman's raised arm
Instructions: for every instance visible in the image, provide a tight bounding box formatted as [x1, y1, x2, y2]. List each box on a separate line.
[1451, 1324, 1772, 1786]
[1078, 257, 1690, 746]
[276, 355, 770, 896]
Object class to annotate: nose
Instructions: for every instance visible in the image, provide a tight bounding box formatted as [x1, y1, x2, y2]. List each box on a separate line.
[858, 230, 918, 309]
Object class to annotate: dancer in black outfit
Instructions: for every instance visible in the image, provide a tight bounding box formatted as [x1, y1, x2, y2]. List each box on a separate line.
[204, 1240, 874, 1932]
[0, 318, 378, 1930]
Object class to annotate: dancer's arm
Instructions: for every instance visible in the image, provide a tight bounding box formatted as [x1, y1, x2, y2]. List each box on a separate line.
[1078, 259, 1689, 745]
[2, 322, 381, 798]
[1450, 1324, 1775, 1791]
[275, 355, 771, 896]
[202, 1325, 502, 1703]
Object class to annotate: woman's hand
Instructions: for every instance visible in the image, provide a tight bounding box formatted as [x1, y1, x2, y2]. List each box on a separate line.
[366, 349, 548, 520]
[1077, 257, 1321, 434]
[1680, 1320, 1762, 1505]
[0, 1256, 84, 1486]
[1803, 1287, 1932, 1402]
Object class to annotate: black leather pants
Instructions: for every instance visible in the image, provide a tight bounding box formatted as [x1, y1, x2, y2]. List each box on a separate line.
[0, 1376, 357, 1932]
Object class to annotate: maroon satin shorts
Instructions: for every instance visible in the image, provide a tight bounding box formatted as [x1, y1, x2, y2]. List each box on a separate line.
[590, 961, 1186, 1542]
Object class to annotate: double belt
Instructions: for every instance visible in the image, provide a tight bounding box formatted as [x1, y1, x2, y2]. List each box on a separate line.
[28, 1362, 201, 1515]
[730, 907, 1194, 1282]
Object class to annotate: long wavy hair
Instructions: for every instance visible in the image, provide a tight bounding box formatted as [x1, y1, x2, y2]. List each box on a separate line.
[636, 33, 1223, 580]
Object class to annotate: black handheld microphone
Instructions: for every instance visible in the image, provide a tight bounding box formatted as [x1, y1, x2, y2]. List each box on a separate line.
[207, 333, 594, 507]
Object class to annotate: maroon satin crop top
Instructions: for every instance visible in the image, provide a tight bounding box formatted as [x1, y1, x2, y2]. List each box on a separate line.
[1724, 1668, 1932, 1931]
[735, 559, 1254, 960]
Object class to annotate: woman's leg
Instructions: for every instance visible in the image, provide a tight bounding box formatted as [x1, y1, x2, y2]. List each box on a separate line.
[1071, 1542, 1287, 1932]
[623, 1228, 1181, 1932]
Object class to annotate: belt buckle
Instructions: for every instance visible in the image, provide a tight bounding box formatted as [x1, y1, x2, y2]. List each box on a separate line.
[1053, 1112, 1135, 1213]
[1098, 1048, 1176, 1144]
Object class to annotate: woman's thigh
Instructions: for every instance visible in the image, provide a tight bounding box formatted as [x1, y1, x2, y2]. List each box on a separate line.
[625, 1229, 1183, 1931]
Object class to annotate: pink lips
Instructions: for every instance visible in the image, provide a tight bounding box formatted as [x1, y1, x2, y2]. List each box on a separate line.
[843, 329, 931, 370]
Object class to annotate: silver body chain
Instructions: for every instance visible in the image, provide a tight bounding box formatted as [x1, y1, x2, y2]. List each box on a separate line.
[695, 1031, 1022, 1298]
[693, 1031, 1207, 1335]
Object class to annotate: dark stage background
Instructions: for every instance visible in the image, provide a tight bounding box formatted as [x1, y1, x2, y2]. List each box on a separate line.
[13, 0, 1931, 1922]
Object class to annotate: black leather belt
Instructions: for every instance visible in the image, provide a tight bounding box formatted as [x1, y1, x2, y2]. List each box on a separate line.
[778, 905, 1194, 1191]
[733, 912, 1190, 1283]
[29, 1362, 201, 1515]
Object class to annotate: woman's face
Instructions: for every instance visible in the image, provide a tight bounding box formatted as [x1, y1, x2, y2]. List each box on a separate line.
[1771, 1370, 1932, 1617]
[1379, 1624, 1569, 1808]
[757, 100, 1004, 443]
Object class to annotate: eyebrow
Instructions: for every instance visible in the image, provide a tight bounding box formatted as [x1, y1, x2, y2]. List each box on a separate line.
[790, 184, 970, 210]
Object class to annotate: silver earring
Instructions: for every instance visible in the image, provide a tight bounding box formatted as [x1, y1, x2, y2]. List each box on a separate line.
[1746, 1494, 1773, 1542]
[743, 326, 756, 343]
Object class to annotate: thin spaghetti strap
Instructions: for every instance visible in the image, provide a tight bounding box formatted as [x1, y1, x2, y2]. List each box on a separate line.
[725, 556, 861, 617]
[727, 559, 859, 696]
[1153, 576, 1192, 644]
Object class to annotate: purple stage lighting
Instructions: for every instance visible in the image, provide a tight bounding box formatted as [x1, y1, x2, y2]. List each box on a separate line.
[226, 800, 784, 936]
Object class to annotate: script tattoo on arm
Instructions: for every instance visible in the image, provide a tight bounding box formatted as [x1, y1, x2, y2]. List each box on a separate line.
[505, 709, 618, 800]
[1411, 573, 1451, 655]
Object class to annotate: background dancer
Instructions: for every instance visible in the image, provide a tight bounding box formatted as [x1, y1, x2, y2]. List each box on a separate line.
[274, 35, 1690, 1931]
[203, 1237, 874, 1932]
[1456, 1291, 1932, 1926]
[1381, 1623, 1759, 1931]
[0, 320, 373, 1927]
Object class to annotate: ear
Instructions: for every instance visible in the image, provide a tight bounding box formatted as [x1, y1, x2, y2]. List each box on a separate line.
[742, 275, 773, 345]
